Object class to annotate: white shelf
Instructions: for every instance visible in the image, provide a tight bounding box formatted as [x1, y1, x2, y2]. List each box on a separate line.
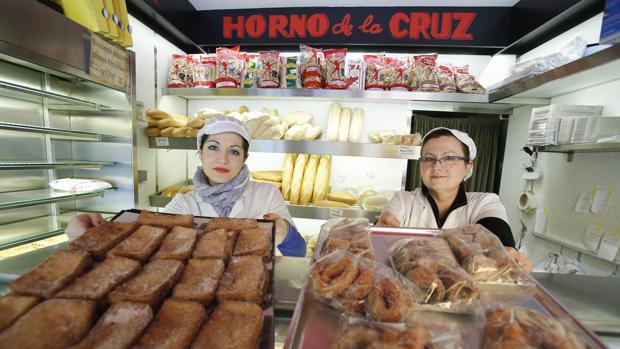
[537, 143, 620, 153]
[532, 232, 620, 266]
[148, 137, 420, 160]
[0, 121, 130, 143]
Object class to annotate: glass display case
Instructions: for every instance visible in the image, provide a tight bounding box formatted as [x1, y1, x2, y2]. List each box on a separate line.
[0, 0, 136, 258]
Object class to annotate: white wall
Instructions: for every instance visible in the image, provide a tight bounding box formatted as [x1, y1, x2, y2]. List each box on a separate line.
[499, 13, 620, 275]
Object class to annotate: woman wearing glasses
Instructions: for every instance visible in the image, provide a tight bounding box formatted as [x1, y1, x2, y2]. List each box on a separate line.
[378, 127, 531, 270]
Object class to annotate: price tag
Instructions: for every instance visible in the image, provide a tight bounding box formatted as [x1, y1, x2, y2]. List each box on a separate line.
[155, 137, 170, 147]
[328, 208, 344, 218]
[399, 145, 420, 159]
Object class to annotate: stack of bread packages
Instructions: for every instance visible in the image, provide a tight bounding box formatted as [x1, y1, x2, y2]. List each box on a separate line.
[0, 211, 274, 349]
[297, 220, 588, 349]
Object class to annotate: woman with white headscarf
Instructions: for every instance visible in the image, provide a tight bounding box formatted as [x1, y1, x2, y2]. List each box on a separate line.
[66, 115, 306, 256]
[378, 127, 531, 270]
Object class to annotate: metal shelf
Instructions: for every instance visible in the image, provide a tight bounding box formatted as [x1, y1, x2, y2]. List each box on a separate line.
[536, 143, 620, 153]
[149, 193, 380, 220]
[0, 161, 116, 170]
[164, 87, 489, 104]
[0, 80, 111, 110]
[532, 232, 620, 266]
[0, 211, 115, 251]
[0, 188, 115, 211]
[0, 121, 131, 143]
[148, 137, 420, 159]
[490, 45, 620, 102]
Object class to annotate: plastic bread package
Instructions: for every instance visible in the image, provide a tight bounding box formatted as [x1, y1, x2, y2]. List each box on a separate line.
[257, 50, 281, 88]
[192, 54, 217, 88]
[363, 54, 386, 90]
[454, 65, 486, 94]
[324, 48, 348, 89]
[243, 53, 260, 88]
[411, 54, 439, 92]
[331, 314, 468, 349]
[167, 54, 191, 88]
[385, 57, 412, 91]
[389, 237, 481, 313]
[215, 46, 244, 88]
[482, 306, 587, 349]
[299, 44, 323, 89]
[306, 251, 417, 323]
[440, 225, 531, 283]
[315, 218, 374, 260]
[346, 58, 363, 90]
[435, 64, 457, 93]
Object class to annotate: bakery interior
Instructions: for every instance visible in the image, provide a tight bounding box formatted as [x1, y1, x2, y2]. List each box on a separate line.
[0, 0, 619, 348]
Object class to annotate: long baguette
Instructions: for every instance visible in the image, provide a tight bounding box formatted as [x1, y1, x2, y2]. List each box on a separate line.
[337, 108, 351, 142]
[281, 154, 296, 200]
[312, 155, 331, 202]
[146, 108, 172, 119]
[289, 154, 308, 205]
[300, 155, 319, 205]
[326, 103, 341, 141]
[348, 108, 364, 142]
[314, 200, 351, 208]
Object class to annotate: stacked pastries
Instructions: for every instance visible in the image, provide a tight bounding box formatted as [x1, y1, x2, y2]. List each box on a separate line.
[0, 211, 273, 349]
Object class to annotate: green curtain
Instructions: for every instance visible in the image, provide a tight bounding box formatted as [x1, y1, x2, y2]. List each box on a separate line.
[409, 114, 501, 193]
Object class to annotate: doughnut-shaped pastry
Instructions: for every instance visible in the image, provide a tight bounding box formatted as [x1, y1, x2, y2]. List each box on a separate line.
[342, 265, 374, 299]
[309, 255, 359, 298]
[366, 278, 413, 322]
[331, 326, 380, 349]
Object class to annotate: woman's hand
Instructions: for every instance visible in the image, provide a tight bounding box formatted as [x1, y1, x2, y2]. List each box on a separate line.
[377, 212, 401, 227]
[505, 247, 532, 272]
[65, 213, 104, 241]
[263, 213, 288, 246]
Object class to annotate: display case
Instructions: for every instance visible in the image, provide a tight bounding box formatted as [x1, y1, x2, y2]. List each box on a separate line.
[0, 1, 136, 256]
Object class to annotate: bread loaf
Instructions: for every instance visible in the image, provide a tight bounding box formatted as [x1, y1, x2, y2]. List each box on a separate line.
[326, 103, 341, 141]
[251, 179, 282, 189]
[348, 108, 364, 142]
[147, 108, 172, 119]
[186, 128, 199, 137]
[251, 171, 283, 182]
[314, 200, 351, 208]
[300, 155, 319, 205]
[312, 155, 331, 202]
[289, 154, 308, 205]
[160, 127, 175, 137]
[157, 116, 188, 129]
[188, 117, 204, 129]
[147, 117, 159, 127]
[327, 192, 357, 205]
[145, 128, 160, 137]
[338, 108, 351, 142]
[281, 154, 296, 200]
[171, 127, 191, 137]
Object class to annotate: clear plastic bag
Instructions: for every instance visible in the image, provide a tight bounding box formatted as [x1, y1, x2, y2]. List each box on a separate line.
[411, 54, 439, 92]
[435, 64, 457, 93]
[385, 57, 411, 91]
[389, 237, 480, 311]
[300, 44, 323, 89]
[192, 54, 216, 88]
[257, 50, 280, 88]
[215, 46, 244, 88]
[331, 315, 466, 349]
[324, 48, 348, 89]
[483, 306, 587, 349]
[440, 224, 531, 285]
[363, 54, 386, 90]
[315, 218, 374, 260]
[307, 251, 416, 323]
[167, 54, 191, 88]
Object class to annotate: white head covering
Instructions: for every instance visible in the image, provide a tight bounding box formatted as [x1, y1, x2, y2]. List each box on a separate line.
[196, 115, 251, 150]
[422, 127, 477, 180]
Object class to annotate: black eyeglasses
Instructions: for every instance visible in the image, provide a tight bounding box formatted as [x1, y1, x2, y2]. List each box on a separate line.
[420, 155, 468, 167]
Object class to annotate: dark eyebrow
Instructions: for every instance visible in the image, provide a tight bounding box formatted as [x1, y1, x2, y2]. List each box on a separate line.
[205, 140, 220, 145]
[228, 145, 242, 149]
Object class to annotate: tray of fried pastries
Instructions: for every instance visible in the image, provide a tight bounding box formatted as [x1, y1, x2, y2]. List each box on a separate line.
[283, 219, 606, 349]
[0, 209, 275, 349]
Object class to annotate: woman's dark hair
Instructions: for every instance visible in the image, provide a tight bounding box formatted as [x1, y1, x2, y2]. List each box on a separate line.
[200, 134, 249, 159]
[421, 129, 470, 160]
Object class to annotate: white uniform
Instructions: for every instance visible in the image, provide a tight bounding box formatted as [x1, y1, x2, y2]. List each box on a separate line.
[383, 188, 508, 229]
[163, 181, 294, 224]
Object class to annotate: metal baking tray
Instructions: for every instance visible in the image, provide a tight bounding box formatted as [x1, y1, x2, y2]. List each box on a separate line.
[284, 226, 607, 349]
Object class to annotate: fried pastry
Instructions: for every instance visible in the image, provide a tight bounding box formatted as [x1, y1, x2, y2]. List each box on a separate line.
[70, 221, 137, 260]
[216, 256, 266, 304]
[154, 226, 198, 260]
[206, 217, 257, 232]
[137, 210, 193, 229]
[0, 295, 39, 331]
[193, 228, 236, 261]
[133, 299, 206, 349]
[57, 256, 141, 300]
[233, 227, 272, 258]
[10, 250, 91, 298]
[70, 302, 153, 349]
[0, 298, 95, 349]
[190, 301, 263, 349]
[108, 225, 168, 262]
[173, 259, 225, 304]
[108, 259, 184, 305]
